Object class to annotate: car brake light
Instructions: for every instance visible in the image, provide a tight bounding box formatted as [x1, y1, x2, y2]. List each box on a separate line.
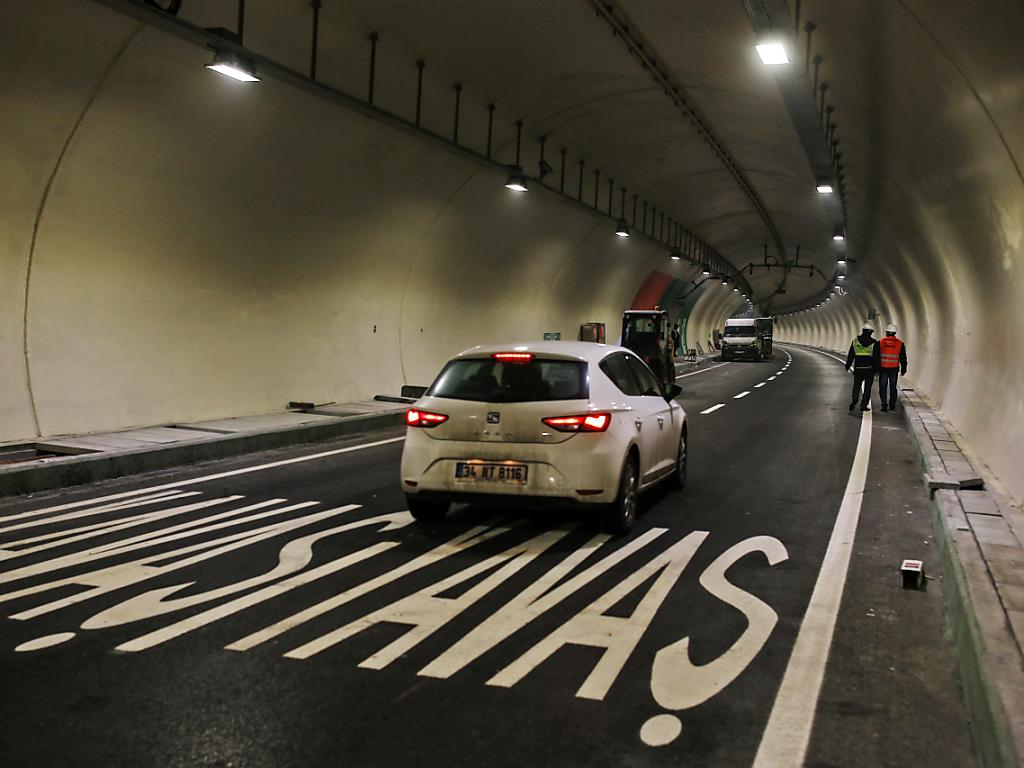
[492, 352, 533, 362]
[542, 413, 611, 432]
[406, 408, 448, 428]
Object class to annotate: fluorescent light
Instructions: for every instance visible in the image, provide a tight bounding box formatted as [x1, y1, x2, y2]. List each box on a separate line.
[207, 63, 259, 82]
[616, 220, 630, 238]
[832, 233, 845, 241]
[837, 274, 845, 280]
[669, 249, 681, 260]
[206, 51, 259, 82]
[504, 173, 528, 192]
[816, 184, 833, 194]
[837, 258, 847, 265]
[702, 268, 711, 276]
[755, 42, 789, 65]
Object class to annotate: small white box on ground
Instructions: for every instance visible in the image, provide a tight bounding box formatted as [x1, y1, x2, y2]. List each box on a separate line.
[901, 559, 924, 589]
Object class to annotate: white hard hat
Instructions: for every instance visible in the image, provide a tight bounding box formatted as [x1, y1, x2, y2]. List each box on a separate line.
[885, 323, 898, 333]
[861, 321, 874, 332]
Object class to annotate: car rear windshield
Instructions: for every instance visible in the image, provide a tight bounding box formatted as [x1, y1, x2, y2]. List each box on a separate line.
[428, 358, 589, 402]
[724, 325, 757, 337]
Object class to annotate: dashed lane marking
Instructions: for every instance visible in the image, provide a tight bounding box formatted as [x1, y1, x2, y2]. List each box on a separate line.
[676, 362, 728, 379]
[700, 404, 726, 414]
[754, 383, 766, 388]
[768, 376, 777, 381]
[734, 391, 750, 399]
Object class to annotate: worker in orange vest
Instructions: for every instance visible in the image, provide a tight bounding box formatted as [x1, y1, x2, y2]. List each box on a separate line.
[878, 322, 908, 412]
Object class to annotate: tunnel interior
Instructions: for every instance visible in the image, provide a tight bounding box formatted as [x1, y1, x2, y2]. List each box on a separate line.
[1, 0, 1021, 502]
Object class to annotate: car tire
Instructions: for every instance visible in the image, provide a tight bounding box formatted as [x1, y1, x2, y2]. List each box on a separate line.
[406, 495, 449, 522]
[667, 432, 687, 491]
[604, 455, 639, 534]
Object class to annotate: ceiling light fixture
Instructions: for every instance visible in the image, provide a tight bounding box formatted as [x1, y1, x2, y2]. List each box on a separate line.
[755, 40, 789, 65]
[206, 50, 260, 82]
[615, 219, 630, 238]
[505, 168, 528, 192]
[505, 118, 528, 191]
[832, 225, 846, 242]
[816, 183, 833, 194]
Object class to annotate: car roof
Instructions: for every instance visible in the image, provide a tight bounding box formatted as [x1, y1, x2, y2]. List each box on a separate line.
[452, 341, 626, 363]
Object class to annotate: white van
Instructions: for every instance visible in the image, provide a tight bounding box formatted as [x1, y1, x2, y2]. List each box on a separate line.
[721, 318, 760, 361]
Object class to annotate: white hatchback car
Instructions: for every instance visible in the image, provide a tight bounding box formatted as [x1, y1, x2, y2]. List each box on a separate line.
[400, 342, 687, 532]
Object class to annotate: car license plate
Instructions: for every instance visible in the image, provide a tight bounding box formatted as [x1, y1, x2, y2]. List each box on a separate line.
[454, 462, 528, 484]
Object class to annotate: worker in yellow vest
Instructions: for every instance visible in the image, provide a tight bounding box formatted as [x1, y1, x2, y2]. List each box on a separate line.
[844, 322, 879, 412]
[878, 322, 908, 412]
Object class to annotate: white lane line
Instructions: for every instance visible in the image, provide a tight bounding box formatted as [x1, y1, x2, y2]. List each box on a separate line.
[733, 391, 751, 399]
[754, 383, 766, 388]
[6, 436, 407, 517]
[700, 404, 726, 415]
[676, 362, 728, 379]
[768, 376, 777, 381]
[753, 410, 874, 767]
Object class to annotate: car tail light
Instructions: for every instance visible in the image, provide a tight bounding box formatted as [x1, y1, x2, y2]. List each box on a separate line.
[492, 352, 533, 362]
[406, 409, 448, 428]
[542, 412, 611, 432]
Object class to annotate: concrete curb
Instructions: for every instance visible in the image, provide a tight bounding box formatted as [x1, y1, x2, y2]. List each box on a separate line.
[901, 399, 1024, 768]
[0, 410, 404, 498]
[784, 340, 1024, 766]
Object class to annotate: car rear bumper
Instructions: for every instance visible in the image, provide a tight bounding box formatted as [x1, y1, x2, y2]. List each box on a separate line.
[400, 431, 626, 504]
[722, 346, 761, 360]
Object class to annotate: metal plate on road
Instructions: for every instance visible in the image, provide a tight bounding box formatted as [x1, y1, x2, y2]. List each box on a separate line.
[455, 461, 528, 483]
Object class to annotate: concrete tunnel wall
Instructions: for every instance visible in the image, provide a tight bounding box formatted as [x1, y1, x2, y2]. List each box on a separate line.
[1, 1, 737, 444]
[772, 0, 1024, 504]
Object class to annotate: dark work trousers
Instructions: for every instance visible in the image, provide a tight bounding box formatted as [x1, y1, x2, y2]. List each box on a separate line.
[851, 369, 875, 408]
[879, 369, 899, 408]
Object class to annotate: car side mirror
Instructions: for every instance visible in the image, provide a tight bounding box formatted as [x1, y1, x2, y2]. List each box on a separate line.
[664, 383, 683, 401]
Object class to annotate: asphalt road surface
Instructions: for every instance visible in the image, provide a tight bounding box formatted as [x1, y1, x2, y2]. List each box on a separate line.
[0, 345, 974, 767]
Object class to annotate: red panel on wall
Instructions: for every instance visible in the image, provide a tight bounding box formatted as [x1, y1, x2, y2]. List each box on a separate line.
[630, 270, 674, 310]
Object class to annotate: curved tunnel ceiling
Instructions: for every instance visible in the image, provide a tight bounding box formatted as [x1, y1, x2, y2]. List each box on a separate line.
[153, 0, 844, 310]
[3, 0, 1022, 500]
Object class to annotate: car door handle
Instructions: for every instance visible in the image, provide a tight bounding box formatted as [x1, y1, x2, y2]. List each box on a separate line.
[634, 418, 642, 431]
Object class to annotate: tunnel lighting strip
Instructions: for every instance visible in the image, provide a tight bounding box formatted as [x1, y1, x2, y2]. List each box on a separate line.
[584, 0, 787, 265]
[92, 0, 753, 298]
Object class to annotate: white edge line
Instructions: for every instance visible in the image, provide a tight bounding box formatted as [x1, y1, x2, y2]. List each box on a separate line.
[700, 404, 726, 414]
[676, 362, 728, 379]
[10, 435, 408, 515]
[753, 410, 873, 767]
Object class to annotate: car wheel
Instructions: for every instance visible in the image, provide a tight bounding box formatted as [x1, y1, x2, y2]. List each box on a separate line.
[406, 495, 449, 522]
[604, 456, 639, 534]
[667, 432, 687, 491]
